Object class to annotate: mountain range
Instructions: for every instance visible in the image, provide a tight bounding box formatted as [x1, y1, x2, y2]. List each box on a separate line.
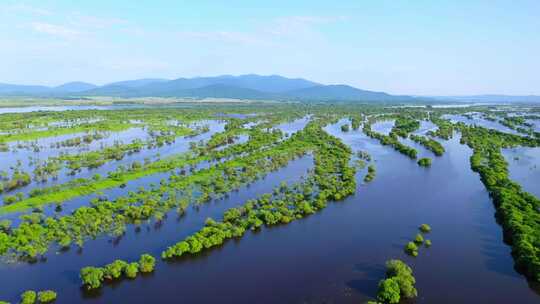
[0, 75, 419, 102]
[2, 75, 538, 103]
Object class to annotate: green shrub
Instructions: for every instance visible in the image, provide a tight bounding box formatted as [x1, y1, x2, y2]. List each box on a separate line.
[414, 233, 424, 244]
[139, 254, 156, 273]
[3, 195, 18, 205]
[417, 157, 432, 167]
[20, 290, 36, 304]
[405, 241, 418, 256]
[103, 260, 128, 280]
[80, 267, 104, 289]
[37, 290, 57, 303]
[385, 260, 417, 298]
[377, 278, 400, 304]
[124, 262, 139, 279]
[419, 224, 431, 233]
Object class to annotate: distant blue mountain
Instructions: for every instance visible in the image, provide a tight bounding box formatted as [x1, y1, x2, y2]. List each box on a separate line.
[0, 81, 96, 95]
[106, 78, 168, 88]
[176, 74, 319, 93]
[85, 74, 318, 97]
[0, 74, 423, 102]
[160, 83, 275, 99]
[53, 82, 97, 93]
[0, 83, 50, 94]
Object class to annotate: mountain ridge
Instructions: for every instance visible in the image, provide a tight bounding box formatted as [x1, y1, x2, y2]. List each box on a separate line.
[1, 75, 538, 103]
[0, 74, 420, 102]
[18, 74, 540, 103]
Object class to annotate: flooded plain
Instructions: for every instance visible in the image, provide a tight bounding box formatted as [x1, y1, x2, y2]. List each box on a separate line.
[0, 107, 539, 303]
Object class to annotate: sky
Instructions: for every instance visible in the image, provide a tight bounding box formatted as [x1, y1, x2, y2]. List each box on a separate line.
[0, 0, 539, 95]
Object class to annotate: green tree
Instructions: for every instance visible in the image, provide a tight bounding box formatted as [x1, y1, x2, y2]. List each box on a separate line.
[405, 241, 418, 256]
[124, 262, 139, 279]
[139, 254, 156, 273]
[37, 290, 57, 303]
[419, 224, 431, 233]
[80, 267, 104, 289]
[386, 259, 417, 298]
[377, 278, 401, 304]
[414, 233, 424, 244]
[20, 290, 36, 304]
[103, 260, 128, 280]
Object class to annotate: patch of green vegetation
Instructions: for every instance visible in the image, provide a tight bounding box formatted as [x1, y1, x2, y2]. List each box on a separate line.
[417, 157, 432, 167]
[0, 121, 133, 143]
[414, 233, 424, 244]
[419, 223, 431, 233]
[80, 254, 154, 290]
[366, 130, 418, 159]
[20, 290, 36, 304]
[410, 134, 445, 156]
[391, 117, 420, 138]
[428, 117, 454, 140]
[376, 260, 417, 304]
[404, 241, 418, 256]
[364, 164, 376, 183]
[350, 116, 362, 130]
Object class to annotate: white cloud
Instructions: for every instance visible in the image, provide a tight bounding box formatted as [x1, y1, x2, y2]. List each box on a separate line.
[31, 22, 81, 39]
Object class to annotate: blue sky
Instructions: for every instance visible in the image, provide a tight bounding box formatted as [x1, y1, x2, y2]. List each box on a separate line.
[1, 0, 539, 95]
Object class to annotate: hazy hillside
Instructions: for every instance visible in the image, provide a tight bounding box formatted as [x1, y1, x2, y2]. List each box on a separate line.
[0, 74, 423, 102]
[0, 83, 50, 94]
[106, 78, 168, 88]
[53, 82, 97, 93]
